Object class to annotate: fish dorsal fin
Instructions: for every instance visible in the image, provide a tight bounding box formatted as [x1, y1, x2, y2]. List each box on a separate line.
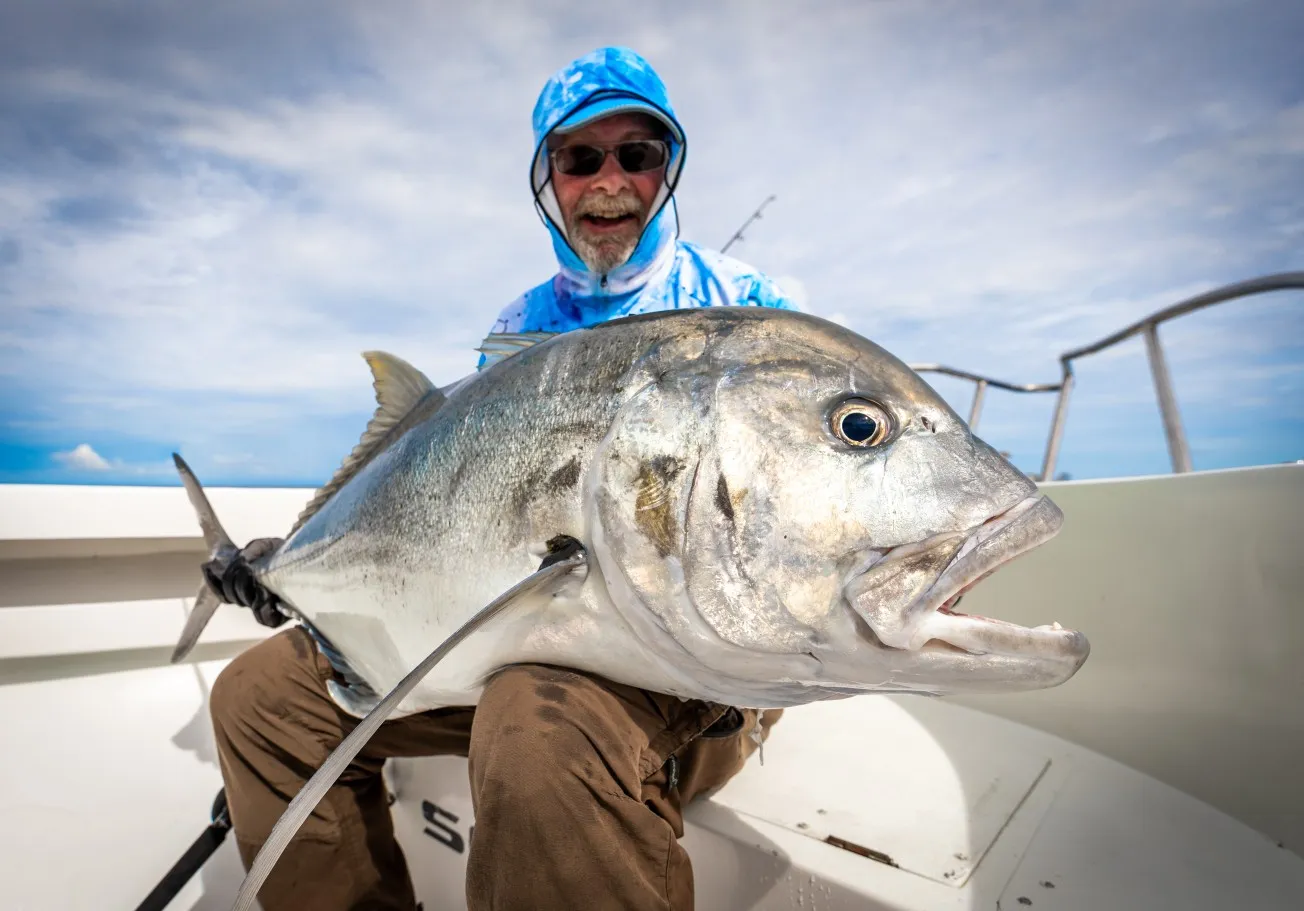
[476, 331, 557, 368]
[288, 351, 442, 535]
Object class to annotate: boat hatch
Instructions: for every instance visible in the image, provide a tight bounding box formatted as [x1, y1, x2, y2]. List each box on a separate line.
[706, 697, 1054, 887]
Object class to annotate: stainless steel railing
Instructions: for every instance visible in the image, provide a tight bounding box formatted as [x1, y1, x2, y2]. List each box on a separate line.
[909, 271, 1304, 480]
[907, 365, 1061, 433]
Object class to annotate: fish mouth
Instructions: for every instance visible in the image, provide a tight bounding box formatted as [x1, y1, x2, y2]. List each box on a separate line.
[845, 495, 1089, 664]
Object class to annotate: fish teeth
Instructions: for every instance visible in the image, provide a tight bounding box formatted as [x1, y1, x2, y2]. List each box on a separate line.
[1032, 621, 1064, 632]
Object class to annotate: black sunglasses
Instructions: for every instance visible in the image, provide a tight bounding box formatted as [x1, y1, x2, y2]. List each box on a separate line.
[549, 140, 669, 178]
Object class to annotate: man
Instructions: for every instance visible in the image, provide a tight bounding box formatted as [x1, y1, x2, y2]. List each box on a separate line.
[488, 47, 800, 340]
[206, 47, 802, 911]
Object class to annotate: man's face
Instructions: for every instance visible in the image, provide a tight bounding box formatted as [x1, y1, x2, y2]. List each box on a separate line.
[548, 112, 668, 274]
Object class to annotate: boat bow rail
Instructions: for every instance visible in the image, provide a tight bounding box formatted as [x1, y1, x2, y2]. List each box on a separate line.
[910, 271, 1304, 479]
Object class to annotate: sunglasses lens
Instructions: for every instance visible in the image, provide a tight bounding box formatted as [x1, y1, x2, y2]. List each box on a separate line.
[552, 145, 605, 176]
[551, 141, 668, 177]
[617, 141, 668, 172]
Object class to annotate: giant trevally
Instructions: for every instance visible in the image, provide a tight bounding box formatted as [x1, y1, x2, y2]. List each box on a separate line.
[172, 306, 1090, 909]
[175, 306, 1088, 713]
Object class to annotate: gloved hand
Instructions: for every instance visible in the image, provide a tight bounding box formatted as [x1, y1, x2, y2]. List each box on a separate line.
[201, 537, 290, 628]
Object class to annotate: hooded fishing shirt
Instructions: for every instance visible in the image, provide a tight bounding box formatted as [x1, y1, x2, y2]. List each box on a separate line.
[481, 45, 802, 356]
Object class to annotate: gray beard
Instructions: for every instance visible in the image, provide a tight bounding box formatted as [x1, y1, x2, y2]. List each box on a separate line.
[571, 232, 640, 274]
[566, 190, 647, 274]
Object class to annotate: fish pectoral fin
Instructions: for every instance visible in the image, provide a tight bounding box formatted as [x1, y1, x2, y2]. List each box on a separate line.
[288, 351, 445, 536]
[227, 544, 589, 911]
[475, 330, 558, 368]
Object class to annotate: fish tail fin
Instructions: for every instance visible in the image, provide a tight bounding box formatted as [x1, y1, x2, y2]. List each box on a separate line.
[171, 584, 222, 664]
[171, 453, 239, 663]
[172, 453, 238, 562]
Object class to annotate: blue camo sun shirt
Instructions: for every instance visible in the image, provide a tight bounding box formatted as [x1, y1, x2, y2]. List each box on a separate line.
[480, 46, 801, 357]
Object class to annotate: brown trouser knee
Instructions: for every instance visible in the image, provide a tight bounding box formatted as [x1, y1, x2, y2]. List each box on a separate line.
[209, 626, 779, 911]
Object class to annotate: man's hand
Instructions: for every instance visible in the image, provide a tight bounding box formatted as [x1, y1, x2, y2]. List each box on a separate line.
[202, 537, 290, 628]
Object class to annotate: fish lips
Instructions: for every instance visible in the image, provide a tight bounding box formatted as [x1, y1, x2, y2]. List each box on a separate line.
[844, 495, 1089, 668]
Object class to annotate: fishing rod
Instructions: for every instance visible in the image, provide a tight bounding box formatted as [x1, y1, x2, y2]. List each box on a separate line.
[720, 194, 777, 254]
[132, 789, 231, 911]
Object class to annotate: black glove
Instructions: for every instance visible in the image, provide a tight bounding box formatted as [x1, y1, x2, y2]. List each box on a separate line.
[202, 537, 290, 628]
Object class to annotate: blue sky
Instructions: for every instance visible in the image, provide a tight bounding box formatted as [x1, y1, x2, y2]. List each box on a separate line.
[1, 0, 1301, 487]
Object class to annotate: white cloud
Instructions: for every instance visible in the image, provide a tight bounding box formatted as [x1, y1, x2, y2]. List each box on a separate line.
[51, 443, 111, 471]
[47, 442, 176, 478]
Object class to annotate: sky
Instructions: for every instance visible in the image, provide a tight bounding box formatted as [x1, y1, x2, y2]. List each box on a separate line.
[1, 0, 1301, 488]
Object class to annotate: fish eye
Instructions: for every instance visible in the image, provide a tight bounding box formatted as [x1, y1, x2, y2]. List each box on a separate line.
[830, 399, 892, 447]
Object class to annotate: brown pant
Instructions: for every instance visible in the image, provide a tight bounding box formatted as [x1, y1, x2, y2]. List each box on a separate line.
[209, 626, 779, 911]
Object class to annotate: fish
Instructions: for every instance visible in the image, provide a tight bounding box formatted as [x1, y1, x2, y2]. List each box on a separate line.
[172, 306, 1089, 716]
[178, 305, 1094, 910]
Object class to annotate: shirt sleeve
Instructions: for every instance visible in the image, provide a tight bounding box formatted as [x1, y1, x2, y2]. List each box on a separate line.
[743, 272, 805, 312]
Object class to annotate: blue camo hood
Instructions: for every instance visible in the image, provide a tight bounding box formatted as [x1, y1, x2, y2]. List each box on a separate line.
[529, 47, 686, 300]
